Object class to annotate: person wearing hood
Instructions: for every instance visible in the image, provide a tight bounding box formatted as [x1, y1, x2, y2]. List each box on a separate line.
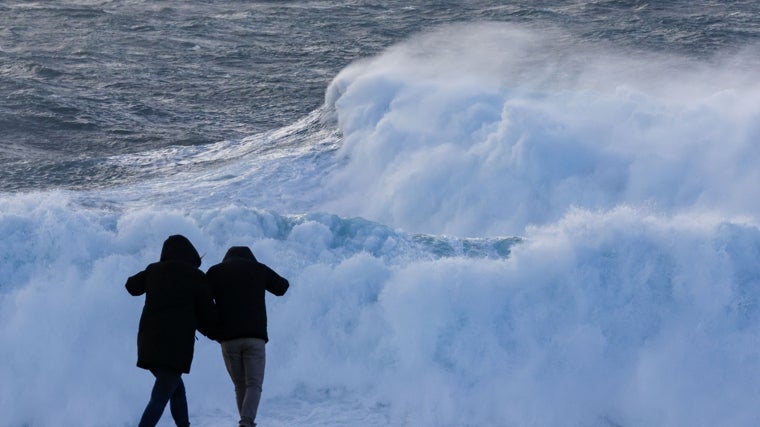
[126, 234, 217, 427]
[207, 246, 289, 427]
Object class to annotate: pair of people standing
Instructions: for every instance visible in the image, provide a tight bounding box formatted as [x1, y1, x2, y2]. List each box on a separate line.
[126, 235, 289, 427]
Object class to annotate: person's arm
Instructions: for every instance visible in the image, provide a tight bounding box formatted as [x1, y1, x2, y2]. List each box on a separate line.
[206, 266, 219, 302]
[195, 274, 219, 340]
[125, 270, 147, 296]
[264, 265, 289, 296]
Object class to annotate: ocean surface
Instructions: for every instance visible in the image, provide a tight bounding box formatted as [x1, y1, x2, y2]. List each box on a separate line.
[2, 1, 760, 426]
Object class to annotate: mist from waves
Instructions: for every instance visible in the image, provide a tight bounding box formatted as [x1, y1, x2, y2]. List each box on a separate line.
[321, 23, 760, 237]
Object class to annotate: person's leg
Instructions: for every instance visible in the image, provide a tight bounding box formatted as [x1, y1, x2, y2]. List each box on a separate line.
[138, 368, 184, 427]
[221, 340, 247, 415]
[169, 376, 190, 427]
[239, 338, 266, 427]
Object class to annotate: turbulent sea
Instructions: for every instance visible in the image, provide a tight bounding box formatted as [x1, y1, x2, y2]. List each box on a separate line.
[3, 1, 760, 426]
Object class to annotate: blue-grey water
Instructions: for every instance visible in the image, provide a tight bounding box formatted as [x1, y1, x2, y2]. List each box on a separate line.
[2, 0, 759, 191]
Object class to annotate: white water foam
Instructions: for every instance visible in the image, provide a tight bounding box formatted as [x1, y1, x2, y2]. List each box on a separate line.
[3, 23, 760, 426]
[321, 23, 760, 236]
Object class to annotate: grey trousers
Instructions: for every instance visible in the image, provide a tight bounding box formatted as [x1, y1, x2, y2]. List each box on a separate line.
[221, 338, 266, 427]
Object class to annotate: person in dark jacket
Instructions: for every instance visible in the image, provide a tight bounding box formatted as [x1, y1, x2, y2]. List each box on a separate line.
[206, 246, 289, 427]
[126, 234, 217, 427]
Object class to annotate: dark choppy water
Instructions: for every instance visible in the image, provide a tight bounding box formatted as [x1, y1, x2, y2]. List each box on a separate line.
[2, 0, 759, 191]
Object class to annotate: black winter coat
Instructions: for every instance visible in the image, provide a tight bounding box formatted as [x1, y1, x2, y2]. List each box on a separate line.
[126, 235, 217, 374]
[207, 246, 289, 343]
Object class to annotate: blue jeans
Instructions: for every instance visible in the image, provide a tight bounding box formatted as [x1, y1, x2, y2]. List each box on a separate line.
[138, 368, 190, 427]
[221, 338, 266, 427]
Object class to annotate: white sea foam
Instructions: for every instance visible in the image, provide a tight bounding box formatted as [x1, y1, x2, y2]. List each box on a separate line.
[321, 23, 760, 236]
[3, 23, 760, 426]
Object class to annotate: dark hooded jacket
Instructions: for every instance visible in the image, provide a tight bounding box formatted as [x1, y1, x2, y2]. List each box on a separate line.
[206, 246, 289, 343]
[126, 235, 217, 374]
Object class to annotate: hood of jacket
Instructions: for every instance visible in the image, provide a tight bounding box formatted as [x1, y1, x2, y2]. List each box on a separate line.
[223, 246, 257, 262]
[160, 235, 202, 267]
